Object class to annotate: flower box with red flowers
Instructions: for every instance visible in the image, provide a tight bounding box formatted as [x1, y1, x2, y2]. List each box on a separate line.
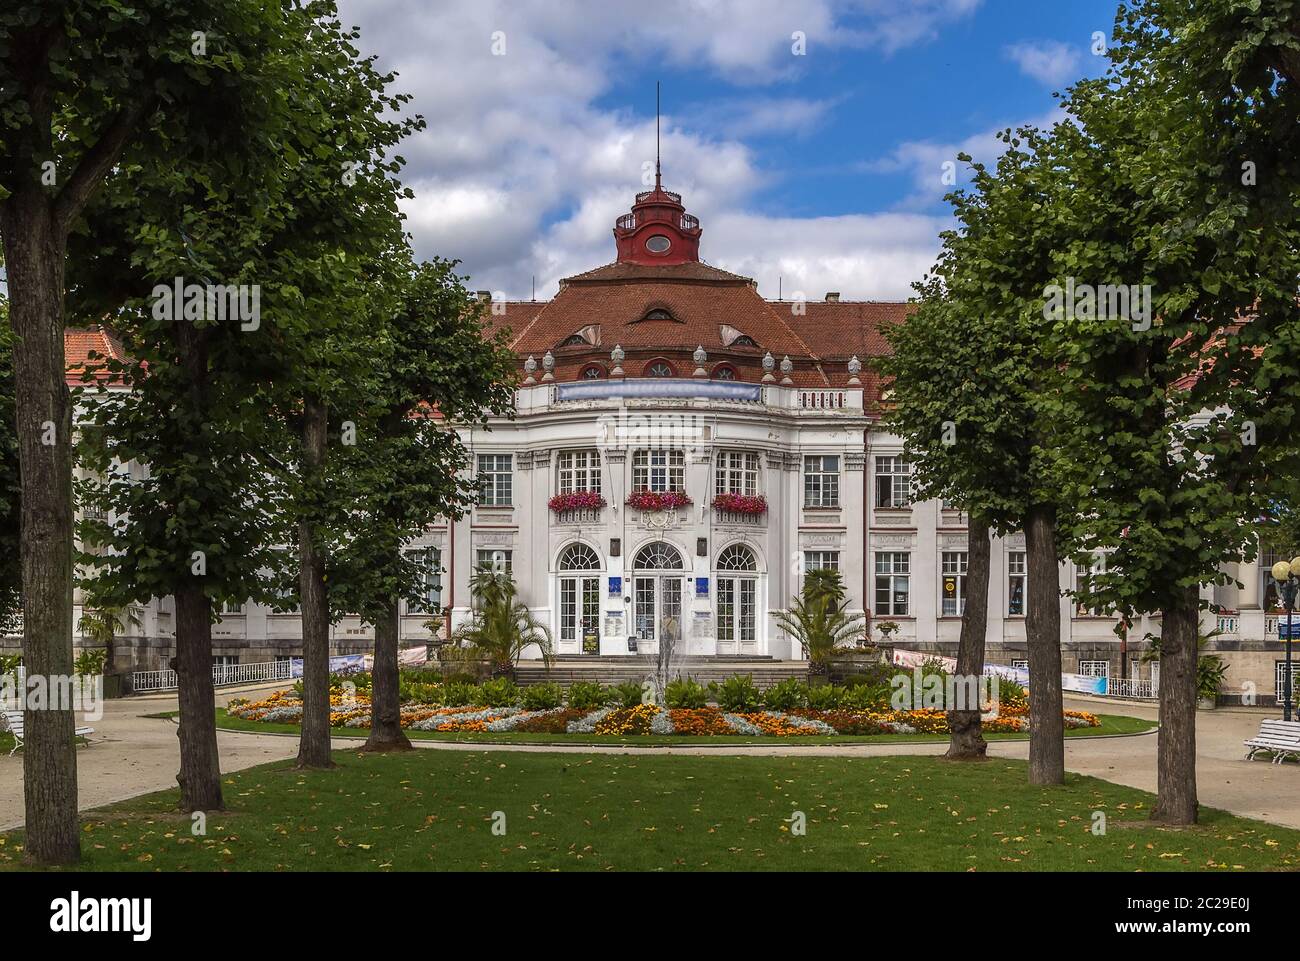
[548, 491, 607, 512]
[711, 493, 768, 515]
[625, 490, 692, 512]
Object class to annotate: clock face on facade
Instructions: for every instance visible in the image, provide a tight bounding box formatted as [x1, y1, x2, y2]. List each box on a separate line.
[645, 234, 671, 254]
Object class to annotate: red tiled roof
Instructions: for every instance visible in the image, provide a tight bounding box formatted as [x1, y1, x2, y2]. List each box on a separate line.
[64, 326, 128, 384]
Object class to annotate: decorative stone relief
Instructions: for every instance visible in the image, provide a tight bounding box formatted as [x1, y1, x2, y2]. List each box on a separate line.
[845, 452, 866, 472]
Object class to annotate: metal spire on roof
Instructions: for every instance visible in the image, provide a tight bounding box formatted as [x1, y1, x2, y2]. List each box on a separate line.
[655, 80, 662, 188]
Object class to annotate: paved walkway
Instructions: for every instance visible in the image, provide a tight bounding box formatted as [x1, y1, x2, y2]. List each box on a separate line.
[2, 691, 1297, 830]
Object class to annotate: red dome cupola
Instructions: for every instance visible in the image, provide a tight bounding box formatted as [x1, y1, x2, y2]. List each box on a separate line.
[613, 167, 702, 266]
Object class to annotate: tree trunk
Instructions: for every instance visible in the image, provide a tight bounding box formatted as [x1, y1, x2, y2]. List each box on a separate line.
[946, 514, 991, 760]
[1151, 583, 1199, 824]
[1024, 504, 1064, 785]
[296, 398, 333, 769]
[173, 586, 224, 811]
[363, 599, 411, 752]
[0, 191, 80, 865]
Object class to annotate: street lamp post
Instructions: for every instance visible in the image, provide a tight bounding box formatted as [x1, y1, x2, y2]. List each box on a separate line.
[1270, 557, 1300, 722]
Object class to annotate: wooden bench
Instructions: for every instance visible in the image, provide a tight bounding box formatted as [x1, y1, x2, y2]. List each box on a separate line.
[2, 710, 95, 757]
[1244, 719, 1300, 764]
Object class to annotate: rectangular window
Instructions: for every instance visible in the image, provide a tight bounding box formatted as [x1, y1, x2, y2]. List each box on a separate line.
[941, 551, 968, 616]
[406, 547, 444, 614]
[803, 455, 840, 508]
[804, 551, 841, 572]
[632, 449, 685, 492]
[874, 456, 912, 509]
[477, 453, 513, 507]
[1078, 660, 1110, 679]
[557, 449, 602, 494]
[874, 552, 910, 616]
[1010, 658, 1029, 673]
[476, 549, 513, 574]
[1077, 553, 1109, 616]
[213, 655, 239, 669]
[715, 451, 760, 497]
[1008, 551, 1026, 616]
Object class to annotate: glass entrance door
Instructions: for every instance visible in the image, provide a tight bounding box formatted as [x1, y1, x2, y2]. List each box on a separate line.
[634, 575, 683, 654]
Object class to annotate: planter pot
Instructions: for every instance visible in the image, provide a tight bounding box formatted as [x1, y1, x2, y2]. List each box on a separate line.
[1197, 696, 1217, 710]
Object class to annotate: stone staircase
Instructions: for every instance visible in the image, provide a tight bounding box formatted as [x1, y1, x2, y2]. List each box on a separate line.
[514, 656, 809, 689]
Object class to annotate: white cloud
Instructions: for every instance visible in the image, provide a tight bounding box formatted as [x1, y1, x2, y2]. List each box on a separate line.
[1004, 40, 1084, 87]
[335, 0, 982, 300]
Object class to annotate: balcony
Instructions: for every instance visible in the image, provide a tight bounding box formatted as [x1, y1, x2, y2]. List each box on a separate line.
[554, 507, 602, 525]
[519, 379, 864, 414]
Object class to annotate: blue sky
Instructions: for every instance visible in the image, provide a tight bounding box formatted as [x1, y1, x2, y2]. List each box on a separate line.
[337, 0, 1122, 300]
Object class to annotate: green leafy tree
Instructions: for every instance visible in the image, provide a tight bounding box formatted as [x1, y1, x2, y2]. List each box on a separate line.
[327, 260, 517, 752]
[72, 2, 418, 809]
[879, 130, 1075, 777]
[0, 0, 303, 865]
[1040, 0, 1300, 824]
[774, 569, 865, 677]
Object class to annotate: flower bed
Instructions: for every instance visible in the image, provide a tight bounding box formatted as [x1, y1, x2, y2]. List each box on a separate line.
[226, 690, 1102, 738]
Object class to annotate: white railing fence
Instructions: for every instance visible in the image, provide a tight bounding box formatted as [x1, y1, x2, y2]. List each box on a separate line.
[1101, 676, 1158, 699]
[1215, 613, 1239, 636]
[132, 659, 293, 694]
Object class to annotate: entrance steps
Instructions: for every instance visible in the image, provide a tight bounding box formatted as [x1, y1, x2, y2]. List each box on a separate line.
[515, 656, 809, 689]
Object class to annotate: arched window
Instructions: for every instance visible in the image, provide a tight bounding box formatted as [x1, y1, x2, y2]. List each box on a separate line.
[718, 544, 757, 571]
[731, 335, 757, 348]
[712, 364, 738, 381]
[645, 360, 675, 378]
[559, 334, 589, 347]
[643, 308, 674, 322]
[580, 365, 605, 380]
[559, 543, 601, 571]
[634, 542, 684, 570]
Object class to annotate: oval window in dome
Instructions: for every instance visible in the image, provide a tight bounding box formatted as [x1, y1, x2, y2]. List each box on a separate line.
[645, 234, 672, 254]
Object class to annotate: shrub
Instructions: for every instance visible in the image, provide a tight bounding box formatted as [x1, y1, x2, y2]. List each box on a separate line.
[709, 674, 763, 712]
[803, 684, 843, 710]
[763, 677, 806, 711]
[840, 683, 890, 711]
[609, 680, 648, 709]
[664, 677, 708, 709]
[521, 682, 564, 710]
[442, 681, 480, 707]
[566, 680, 608, 710]
[477, 677, 522, 707]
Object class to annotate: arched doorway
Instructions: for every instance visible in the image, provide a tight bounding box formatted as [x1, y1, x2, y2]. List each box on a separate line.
[716, 544, 758, 655]
[632, 541, 685, 654]
[558, 543, 602, 655]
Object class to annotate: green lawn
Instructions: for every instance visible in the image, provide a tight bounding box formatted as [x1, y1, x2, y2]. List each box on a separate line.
[212, 708, 1156, 746]
[3, 749, 1296, 871]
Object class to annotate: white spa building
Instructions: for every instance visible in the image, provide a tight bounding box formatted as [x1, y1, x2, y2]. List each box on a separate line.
[41, 176, 1294, 704]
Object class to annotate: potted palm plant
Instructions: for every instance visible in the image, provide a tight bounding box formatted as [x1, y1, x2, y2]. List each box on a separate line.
[451, 567, 554, 680]
[774, 569, 866, 681]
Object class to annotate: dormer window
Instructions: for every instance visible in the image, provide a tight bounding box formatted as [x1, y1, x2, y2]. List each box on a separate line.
[560, 334, 588, 347]
[581, 365, 605, 380]
[645, 361, 675, 378]
[720, 325, 758, 348]
[643, 308, 674, 322]
[558, 324, 600, 348]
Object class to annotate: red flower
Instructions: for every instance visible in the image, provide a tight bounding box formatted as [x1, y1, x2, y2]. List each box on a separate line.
[548, 491, 607, 512]
[625, 489, 693, 511]
[711, 493, 768, 515]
